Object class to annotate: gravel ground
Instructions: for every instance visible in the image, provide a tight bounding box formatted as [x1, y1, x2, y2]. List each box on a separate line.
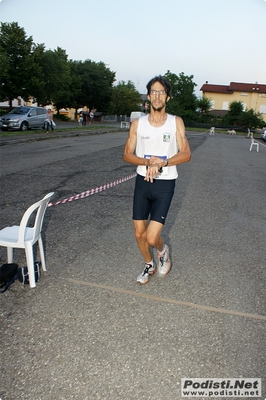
[0, 130, 265, 400]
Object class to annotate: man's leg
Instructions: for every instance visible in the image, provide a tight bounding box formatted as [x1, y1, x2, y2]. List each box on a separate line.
[134, 219, 158, 284]
[146, 220, 164, 252]
[133, 220, 152, 263]
[146, 220, 171, 276]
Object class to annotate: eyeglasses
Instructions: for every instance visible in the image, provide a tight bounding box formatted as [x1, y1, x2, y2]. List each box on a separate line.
[150, 89, 166, 95]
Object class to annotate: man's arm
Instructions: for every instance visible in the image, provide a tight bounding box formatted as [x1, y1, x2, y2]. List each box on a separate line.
[123, 119, 149, 167]
[170, 116, 191, 165]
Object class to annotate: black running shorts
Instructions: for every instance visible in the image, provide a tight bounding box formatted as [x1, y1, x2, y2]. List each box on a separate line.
[133, 174, 175, 224]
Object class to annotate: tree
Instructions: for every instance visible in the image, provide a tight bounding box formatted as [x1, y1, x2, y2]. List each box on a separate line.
[108, 81, 142, 115]
[223, 100, 244, 125]
[0, 22, 40, 108]
[43, 47, 73, 111]
[240, 108, 264, 130]
[222, 101, 264, 128]
[163, 71, 197, 120]
[197, 96, 213, 114]
[32, 47, 79, 111]
[74, 60, 115, 112]
[195, 96, 214, 122]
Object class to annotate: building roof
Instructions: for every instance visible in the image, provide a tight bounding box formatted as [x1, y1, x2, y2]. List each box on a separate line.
[200, 82, 266, 94]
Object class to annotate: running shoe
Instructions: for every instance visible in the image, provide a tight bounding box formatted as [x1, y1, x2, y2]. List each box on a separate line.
[137, 262, 156, 284]
[158, 245, 171, 275]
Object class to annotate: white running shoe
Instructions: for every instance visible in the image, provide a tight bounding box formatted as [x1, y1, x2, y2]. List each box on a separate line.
[158, 245, 171, 275]
[137, 262, 156, 284]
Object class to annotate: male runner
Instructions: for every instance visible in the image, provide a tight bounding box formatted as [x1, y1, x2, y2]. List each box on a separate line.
[123, 75, 191, 284]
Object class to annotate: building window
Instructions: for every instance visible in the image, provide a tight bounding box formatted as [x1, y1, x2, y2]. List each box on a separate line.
[260, 105, 266, 114]
[222, 102, 229, 110]
[241, 92, 248, 96]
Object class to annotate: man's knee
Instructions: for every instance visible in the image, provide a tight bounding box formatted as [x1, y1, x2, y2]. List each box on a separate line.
[134, 228, 146, 242]
[146, 232, 159, 248]
[133, 220, 147, 241]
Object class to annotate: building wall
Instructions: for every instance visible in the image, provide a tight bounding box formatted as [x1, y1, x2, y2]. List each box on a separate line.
[202, 91, 266, 122]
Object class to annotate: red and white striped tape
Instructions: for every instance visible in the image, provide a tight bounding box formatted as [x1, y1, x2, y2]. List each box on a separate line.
[48, 172, 137, 207]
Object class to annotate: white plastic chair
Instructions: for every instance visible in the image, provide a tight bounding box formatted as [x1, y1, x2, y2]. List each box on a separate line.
[249, 134, 259, 152]
[0, 192, 54, 288]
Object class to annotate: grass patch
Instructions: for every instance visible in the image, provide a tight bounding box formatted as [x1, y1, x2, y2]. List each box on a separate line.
[0, 125, 118, 137]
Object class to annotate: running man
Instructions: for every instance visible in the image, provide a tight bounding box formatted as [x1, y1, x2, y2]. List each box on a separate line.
[123, 75, 191, 284]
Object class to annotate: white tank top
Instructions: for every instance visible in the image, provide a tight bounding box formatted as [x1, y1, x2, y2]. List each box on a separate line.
[136, 114, 178, 180]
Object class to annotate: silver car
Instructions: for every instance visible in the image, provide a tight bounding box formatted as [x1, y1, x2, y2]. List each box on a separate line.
[260, 127, 266, 142]
[0, 106, 48, 131]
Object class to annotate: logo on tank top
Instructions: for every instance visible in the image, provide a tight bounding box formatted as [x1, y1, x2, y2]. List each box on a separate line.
[163, 133, 171, 142]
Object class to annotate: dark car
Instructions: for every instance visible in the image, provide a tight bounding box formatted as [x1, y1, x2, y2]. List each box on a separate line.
[0, 106, 48, 131]
[260, 127, 266, 142]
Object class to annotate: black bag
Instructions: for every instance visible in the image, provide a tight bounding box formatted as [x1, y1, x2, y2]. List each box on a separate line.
[18, 261, 41, 285]
[0, 263, 19, 293]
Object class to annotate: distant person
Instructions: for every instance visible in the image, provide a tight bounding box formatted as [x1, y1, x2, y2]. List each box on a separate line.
[45, 109, 55, 134]
[123, 75, 191, 284]
[89, 110, 94, 125]
[82, 111, 87, 126]
[78, 113, 83, 126]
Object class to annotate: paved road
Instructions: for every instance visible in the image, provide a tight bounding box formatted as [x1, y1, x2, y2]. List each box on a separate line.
[0, 130, 265, 400]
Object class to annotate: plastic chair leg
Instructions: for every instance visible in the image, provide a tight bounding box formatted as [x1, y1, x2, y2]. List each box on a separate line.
[38, 236, 46, 271]
[7, 247, 14, 263]
[25, 242, 36, 288]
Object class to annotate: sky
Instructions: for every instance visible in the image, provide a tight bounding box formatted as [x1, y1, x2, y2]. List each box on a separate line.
[0, 0, 265, 97]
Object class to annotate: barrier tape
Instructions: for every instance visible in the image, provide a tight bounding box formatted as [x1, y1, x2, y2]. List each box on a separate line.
[48, 172, 137, 207]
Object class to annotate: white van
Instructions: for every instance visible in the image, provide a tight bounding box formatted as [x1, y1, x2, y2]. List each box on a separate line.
[130, 111, 146, 122]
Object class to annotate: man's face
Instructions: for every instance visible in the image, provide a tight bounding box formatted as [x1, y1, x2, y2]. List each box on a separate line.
[148, 82, 169, 112]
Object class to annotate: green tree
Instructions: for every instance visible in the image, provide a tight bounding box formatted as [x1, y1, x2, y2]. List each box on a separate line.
[222, 101, 264, 128]
[67, 60, 82, 114]
[223, 100, 244, 125]
[240, 108, 264, 130]
[163, 71, 197, 120]
[108, 81, 142, 115]
[197, 96, 212, 114]
[196, 96, 213, 122]
[0, 22, 41, 108]
[74, 60, 115, 112]
[31, 47, 72, 109]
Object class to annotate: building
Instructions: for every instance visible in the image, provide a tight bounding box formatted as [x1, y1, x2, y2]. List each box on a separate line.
[200, 82, 266, 122]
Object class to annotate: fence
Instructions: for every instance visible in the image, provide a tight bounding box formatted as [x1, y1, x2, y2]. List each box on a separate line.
[102, 115, 130, 122]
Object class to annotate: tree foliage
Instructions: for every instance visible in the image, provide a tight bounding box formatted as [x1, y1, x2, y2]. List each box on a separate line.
[0, 22, 115, 112]
[163, 71, 197, 120]
[0, 22, 40, 107]
[221, 101, 264, 128]
[227, 101, 244, 122]
[29, 46, 73, 110]
[197, 96, 213, 114]
[73, 60, 115, 112]
[107, 81, 142, 115]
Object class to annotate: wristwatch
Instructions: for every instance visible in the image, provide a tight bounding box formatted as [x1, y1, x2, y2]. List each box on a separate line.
[159, 159, 168, 173]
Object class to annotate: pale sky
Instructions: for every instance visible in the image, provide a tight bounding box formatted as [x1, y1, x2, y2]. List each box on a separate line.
[0, 0, 265, 97]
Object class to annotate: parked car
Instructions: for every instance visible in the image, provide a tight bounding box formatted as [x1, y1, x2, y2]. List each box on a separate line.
[0, 106, 48, 131]
[260, 127, 266, 142]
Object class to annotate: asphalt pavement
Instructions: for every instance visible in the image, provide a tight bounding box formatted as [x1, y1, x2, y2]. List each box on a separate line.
[0, 128, 265, 400]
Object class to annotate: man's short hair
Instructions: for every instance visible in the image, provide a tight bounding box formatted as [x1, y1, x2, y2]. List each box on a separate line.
[146, 75, 171, 97]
